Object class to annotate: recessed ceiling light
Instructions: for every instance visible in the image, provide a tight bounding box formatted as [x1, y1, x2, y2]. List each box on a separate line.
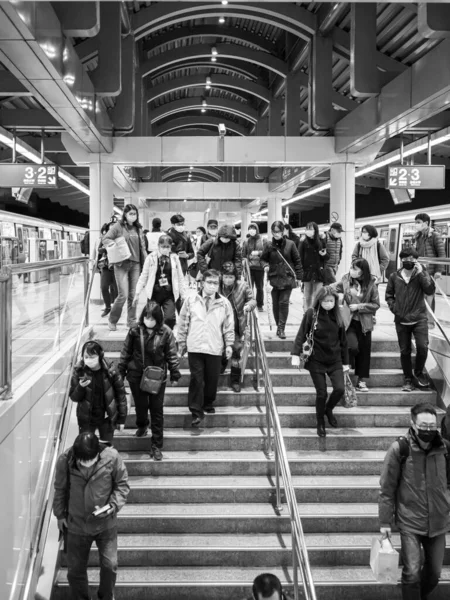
[201, 108, 206, 113]
[219, 16, 225, 23]
[222, 0, 228, 5]
[211, 46, 218, 56]
[211, 56, 217, 62]
[202, 99, 208, 107]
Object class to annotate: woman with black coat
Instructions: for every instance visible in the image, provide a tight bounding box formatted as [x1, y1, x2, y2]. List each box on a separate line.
[291, 286, 349, 438]
[118, 302, 181, 460]
[260, 220, 302, 339]
[70, 340, 127, 443]
[298, 221, 329, 311]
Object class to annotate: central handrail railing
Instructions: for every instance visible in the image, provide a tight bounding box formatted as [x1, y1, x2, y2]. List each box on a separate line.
[242, 259, 317, 600]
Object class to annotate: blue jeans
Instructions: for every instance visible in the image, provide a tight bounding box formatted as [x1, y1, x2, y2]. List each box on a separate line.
[400, 531, 446, 600]
[67, 527, 118, 600]
[109, 260, 141, 325]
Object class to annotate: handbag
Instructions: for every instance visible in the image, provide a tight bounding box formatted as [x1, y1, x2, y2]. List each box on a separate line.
[106, 236, 131, 265]
[298, 311, 319, 367]
[342, 372, 358, 408]
[339, 301, 353, 330]
[139, 329, 165, 395]
[275, 248, 297, 284]
[370, 535, 399, 584]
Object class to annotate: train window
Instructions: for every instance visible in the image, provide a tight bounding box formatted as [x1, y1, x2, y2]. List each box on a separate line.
[389, 229, 397, 253]
[434, 222, 448, 237]
[1, 222, 15, 237]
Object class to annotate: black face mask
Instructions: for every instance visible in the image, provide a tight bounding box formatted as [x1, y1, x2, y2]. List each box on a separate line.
[417, 429, 437, 444]
[402, 262, 415, 271]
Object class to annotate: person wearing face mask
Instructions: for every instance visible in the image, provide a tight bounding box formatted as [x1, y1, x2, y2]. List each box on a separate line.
[298, 221, 329, 311]
[291, 287, 349, 437]
[197, 223, 243, 279]
[146, 217, 166, 253]
[386, 248, 435, 392]
[177, 269, 235, 427]
[133, 234, 185, 330]
[352, 224, 389, 284]
[283, 223, 300, 248]
[103, 203, 148, 331]
[201, 219, 219, 245]
[242, 222, 268, 312]
[53, 432, 130, 600]
[219, 262, 257, 392]
[332, 258, 380, 392]
[413, 212, 446, 330]
[166, 214, 195, 276]
[379, 403, 450, 600]
[323, 222, 343, 281]
[260, 220, 302, 339]
[118, 302, 180, 459]
[70, 341, 127, 443]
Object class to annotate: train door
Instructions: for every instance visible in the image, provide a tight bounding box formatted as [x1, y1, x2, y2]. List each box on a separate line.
[15, 224, 26, 263]
[434, 221, 450, 294]
[385, 225, 400, 279]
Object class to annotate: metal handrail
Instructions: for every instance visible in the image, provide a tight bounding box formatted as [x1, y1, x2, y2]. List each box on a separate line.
[242, 259, 317, 600]
[20, 255, 98, 600]
[10, 256, 87, 273]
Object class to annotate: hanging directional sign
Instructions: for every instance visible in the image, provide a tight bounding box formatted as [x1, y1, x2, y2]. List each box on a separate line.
[386, 165, 445, 189]
[0, 164, 59, 188]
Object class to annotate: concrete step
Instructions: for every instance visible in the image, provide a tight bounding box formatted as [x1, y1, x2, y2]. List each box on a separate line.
[54, 565, 450, 600]
[113, 426, 409, 452]
[122, 450, 387, 477]
[62, 532, 450, 568]
[124, 405, 417, 429]
[157, 386, 436, 407]
[126, 474, 380, 503]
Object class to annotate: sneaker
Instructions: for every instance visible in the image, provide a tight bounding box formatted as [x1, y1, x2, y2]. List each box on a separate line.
[108, 320, 117, 331]
[356, 381, 369, 392]
[192, 416, 204, 428]
[414, 372, 429, 388]
[101, 307, 111, 318]
[402, 379, 415, 392]
[135, 427, 148, 437]
[231, 382, 241, 393]
[278, 328, 286, 340]
[204, 406, 215, 414]
[152, 446, 163, 461]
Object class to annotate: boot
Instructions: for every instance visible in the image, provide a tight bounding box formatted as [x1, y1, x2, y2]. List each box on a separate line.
[325, 406, 338, 428]
[231, 366, 241, 393]
[316, 417, 326, 438]
[278, 326, 286, 340]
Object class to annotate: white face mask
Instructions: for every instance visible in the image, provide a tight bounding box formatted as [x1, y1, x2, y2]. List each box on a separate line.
[220, 237, 230, 244]
[305, 230, 315, 238]
[248, 229, 257, 237]
[415, 222, 427, 232]
[350, 268, 362, 279]
[174, 224, 184, 233]
[321, 301, 335, 311]
[126, 214, 137, 224]
[208, 228, 218, 237]
[361, 232, 370, 241]
[159, 247, 170, 256]
[79, 456, 98, 469]
[84, 356, 100, 370]
[331, 230, 341, 238]
[144, 318, 156, 329]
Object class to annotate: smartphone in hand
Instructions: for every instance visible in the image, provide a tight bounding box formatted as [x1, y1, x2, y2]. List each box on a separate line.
[92, 504, 112, 517]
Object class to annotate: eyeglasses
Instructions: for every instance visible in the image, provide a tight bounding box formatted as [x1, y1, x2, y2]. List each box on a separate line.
[127, 212, 137, 217]
[204, 280, 220, 286]
[272, 230, 282, 234]
[417, 424, 438, 431]
[209, 226, 218, 229]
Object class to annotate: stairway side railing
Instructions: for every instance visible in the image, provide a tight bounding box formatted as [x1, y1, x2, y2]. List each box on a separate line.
[418, 257, 450, 348]
[0, 255, 98, 600]
[242, 259, 317, 600]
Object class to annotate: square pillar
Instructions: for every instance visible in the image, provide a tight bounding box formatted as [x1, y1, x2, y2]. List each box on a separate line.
[241, 208, 252, 238]
[330, 163, 355, 278]
[267, 197, 283, 229]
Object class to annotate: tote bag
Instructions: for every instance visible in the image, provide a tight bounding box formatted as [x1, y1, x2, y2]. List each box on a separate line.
[106, 236, 131, 265]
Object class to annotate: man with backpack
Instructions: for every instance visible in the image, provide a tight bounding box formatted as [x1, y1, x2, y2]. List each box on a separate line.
[53, 432, 130, 600]
[379, 402, 450, 600]
[197, 223, 243, 279]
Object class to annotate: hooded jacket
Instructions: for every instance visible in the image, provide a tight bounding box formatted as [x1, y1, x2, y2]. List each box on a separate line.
[385, 266, 435, 324]
[70, 360, 127, 426]
[379, 430, 450, 536]
[197, 224, 242, 278]
[323, 230, 343, 271]
[118, 324, 181, 383]
[260, 238, 302, 289]
[135, 250, 186, 302]
[166, 226, 195, 274]
[241, 224, 267, 270]
[220, 280, 257, 337]
[298, 237, 329, 282]
[332, 274, 380, 334]
[53, 442, 130, 535]
[414, 227, 446, 275]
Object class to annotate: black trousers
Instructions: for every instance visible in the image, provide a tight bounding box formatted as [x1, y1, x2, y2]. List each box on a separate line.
[347, 319, 372, 379]
[395, 320, 429, 379]
[100, 268, 117, 310]
[152, 289, 176, 329]
[271, 288, 292, 328]
[129, 379, 166, 448]
[308, 366, 345, 419]
[250, 269, 264, 309]
[188, 353, 222, 418]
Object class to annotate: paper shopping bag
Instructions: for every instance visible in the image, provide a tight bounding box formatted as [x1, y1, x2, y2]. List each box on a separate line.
[370, 536, 399, 584]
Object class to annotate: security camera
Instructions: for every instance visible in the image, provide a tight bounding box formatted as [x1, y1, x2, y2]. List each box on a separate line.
[218, 123, 226, 136]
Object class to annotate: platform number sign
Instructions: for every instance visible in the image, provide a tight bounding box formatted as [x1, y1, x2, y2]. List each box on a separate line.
[0, 163, 59, 188]
[386, 165, 445, 190]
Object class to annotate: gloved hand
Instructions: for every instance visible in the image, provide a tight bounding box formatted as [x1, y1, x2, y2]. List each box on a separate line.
[343, 365, 350, 373]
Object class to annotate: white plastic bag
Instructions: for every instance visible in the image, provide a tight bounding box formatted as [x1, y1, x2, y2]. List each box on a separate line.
[106, 236, 131, 265]
[370, 536, 399, 584]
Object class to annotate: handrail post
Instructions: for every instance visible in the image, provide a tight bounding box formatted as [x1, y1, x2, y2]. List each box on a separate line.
[84, 260, 90, 327]
[264, 387, 274, 458]
[292, 528, 299, 600]
[0, 270, 12, 400]
[274, 445, 282, 511]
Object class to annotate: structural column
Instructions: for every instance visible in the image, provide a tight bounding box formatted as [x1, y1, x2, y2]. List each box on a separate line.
[267, 197, 283, 229]
[330, 163, 355, 278]
[240, 208, 252, 238]
[205, 202, 220, 227]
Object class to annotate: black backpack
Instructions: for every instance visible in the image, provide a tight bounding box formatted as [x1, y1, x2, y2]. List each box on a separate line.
[396, 435, 450, 483]
[80, 231, 90, 255]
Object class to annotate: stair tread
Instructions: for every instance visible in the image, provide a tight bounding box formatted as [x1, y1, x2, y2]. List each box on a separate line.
[127, 475, 380, 488]
[140, 386, 435, 396]
[121, 450, 387, 462]
[116, 427, 409, 438]
[106, 350, 403, 358]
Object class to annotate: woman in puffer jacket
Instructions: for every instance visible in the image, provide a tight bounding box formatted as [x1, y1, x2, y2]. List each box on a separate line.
[298, 221, 329, 311]
[197, 224, 243, 279]
[70, 340, 127, 443]
[118, 301, 181, 461]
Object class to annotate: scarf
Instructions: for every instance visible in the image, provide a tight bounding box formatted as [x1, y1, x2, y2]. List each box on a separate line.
[358, 237, 381, 281]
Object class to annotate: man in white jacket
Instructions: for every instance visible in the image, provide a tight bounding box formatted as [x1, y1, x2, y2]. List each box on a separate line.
[177, 269, 235, 427]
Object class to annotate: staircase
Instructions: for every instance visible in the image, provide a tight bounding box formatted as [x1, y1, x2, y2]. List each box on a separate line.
[53, 325, 450, 600]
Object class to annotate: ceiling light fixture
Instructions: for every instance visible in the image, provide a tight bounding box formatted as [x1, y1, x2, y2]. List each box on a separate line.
[211, 56, 217, 62]
[202, 99, 208, 107]
[211, 46, 218, 56]
[219, 16, 225, 23]
[222, 0, 228, 5]
[205, 76, 212, 90]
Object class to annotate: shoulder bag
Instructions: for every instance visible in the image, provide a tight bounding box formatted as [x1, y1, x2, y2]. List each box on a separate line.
[299, 310, 319, 366]
[139, 329, 165, 395]
[106, 235, 131, 265]
[276, 247, 297, 280]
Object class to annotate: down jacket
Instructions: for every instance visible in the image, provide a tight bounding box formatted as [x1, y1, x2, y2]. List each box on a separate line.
[241, 224, 267, 270]
[260, 238, 302, 289]
[323, 231, 343, 272]
[118, 324, 181, 383]
[379, 430, 450, 536]
[177, 292, 235, 356]
[298, 237, 329, 283]
[414, 227, 446, 276]
[332, 274, 380, 334]
[385, 267, 435, 324]
[135, 251, 186, 302]
[53, 442, 130, 535]
[70, 361, 127, 426]
[220, 280, 257, 337]
[197, 224, 243, 278]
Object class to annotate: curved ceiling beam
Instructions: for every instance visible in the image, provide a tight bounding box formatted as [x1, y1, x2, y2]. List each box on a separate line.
[150, 97, 258, 124]
[143, 25, 277, 55]
[148, 75, 270, 104]
[141, 44, 288, 79]
[153, 116, 248, 137]
[165, 128, 218, 137]
[132, 3, 317, 42]
[152, 60, 260, 81]
[166, 174, 216, 183]
[162, 166, 224, 177]
[162, 168, 221, 181]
